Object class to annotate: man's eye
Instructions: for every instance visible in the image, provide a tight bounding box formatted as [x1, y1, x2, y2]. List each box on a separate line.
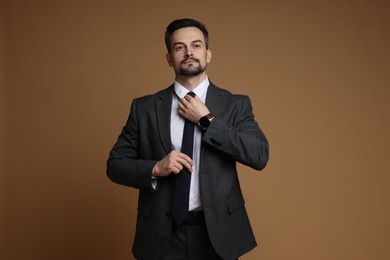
[175, 46, 183, 51]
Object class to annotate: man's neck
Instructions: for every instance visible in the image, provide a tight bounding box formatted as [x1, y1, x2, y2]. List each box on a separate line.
[175, 73, 207, 91]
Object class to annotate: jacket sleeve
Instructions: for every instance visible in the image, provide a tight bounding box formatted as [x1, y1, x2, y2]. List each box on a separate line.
[106, 99, 157, 191]
[202, 95, 269, 170]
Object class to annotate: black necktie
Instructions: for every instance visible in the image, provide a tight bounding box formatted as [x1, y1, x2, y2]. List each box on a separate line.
[172, 91, 196, 225]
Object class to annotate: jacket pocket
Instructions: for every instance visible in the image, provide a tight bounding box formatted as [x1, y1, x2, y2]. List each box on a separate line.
[227, 195, 245, 214]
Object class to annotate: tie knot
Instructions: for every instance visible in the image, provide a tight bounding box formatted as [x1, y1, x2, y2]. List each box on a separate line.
[187, 91, 196, 97]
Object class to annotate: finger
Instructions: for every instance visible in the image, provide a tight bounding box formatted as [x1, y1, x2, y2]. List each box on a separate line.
[178, 102, 186, 110]
[173, 160, 184, 171]
[183, 161, 193, 173]
[165, 160, 181, 174]
[176, 156, 194, 173]
[180, 100, 190, 110]
[176, 160, 193, 173]
[170, 165, 182, 174]
[177, 152, 193, 163]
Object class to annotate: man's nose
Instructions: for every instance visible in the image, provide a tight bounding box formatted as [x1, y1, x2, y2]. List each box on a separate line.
[185, 47, 193, 57]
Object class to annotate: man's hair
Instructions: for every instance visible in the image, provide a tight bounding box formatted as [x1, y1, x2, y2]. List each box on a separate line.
[165, 18, 209, 53]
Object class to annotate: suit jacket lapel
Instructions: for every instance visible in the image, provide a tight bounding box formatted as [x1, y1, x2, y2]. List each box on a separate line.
[155, 85, 174, 155]
[205, 83, 224, 121]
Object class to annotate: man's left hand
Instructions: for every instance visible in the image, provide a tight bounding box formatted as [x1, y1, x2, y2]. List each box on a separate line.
[178, 94, 209, 123]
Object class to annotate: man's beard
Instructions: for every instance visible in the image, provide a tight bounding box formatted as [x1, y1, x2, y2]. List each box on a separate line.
[179, 59, 206, 76]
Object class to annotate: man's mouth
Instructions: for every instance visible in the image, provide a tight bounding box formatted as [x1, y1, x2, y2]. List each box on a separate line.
[182, 58, 199, 64]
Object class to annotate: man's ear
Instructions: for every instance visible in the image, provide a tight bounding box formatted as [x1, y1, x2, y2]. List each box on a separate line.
[166, 53, 173, 67]
[206, 49, 212, 64]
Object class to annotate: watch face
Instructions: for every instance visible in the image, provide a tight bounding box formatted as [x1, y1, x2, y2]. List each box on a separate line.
[200, 116, 210, 128]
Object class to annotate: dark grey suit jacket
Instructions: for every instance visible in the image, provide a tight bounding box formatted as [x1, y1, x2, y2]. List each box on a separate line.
[107, 83, 269, 260]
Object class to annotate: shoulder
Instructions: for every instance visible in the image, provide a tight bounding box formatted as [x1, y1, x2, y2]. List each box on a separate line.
[132, 85, 173, 105]
[209, 82, 251, 103]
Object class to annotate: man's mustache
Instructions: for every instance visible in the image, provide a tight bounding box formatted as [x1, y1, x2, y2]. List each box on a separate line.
[181, 57, 200, 64]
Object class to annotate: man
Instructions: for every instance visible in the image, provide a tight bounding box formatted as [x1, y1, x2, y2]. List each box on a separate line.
[107, 18, 269, 260]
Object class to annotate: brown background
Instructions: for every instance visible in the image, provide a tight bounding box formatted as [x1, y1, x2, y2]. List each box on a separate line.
[1, 0, 389, 259]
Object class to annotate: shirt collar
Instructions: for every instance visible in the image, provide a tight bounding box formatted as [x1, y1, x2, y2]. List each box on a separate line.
[173, 76, 209, 99]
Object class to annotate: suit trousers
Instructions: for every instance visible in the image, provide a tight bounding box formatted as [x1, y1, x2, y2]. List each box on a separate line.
[162, 212, 222, 260]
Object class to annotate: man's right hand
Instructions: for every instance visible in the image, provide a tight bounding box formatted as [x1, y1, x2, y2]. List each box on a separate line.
[152, 150, 193, 177]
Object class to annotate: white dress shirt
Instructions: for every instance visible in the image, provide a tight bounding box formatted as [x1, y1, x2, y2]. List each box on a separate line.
[171, 77, 209, 211]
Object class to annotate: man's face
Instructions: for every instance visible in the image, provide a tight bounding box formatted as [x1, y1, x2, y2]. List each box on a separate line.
[166, 27, 212, 77]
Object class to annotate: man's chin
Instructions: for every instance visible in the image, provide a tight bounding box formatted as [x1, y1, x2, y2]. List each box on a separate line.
[180, 70, 203, 77]
[179, 66, 206, 77]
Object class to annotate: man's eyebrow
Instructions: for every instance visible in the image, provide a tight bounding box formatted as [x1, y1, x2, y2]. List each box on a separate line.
[173, 40, 204, 47]
[191, 40, 204, 45]
[173, 42, 185, 47]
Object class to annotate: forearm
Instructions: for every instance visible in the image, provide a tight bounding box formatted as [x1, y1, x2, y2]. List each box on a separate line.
[107, 156, 157, 191]
[202, 118, 269, 170]
[202, 95, 269, 170]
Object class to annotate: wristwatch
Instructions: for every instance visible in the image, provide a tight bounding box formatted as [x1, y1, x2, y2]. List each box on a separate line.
[198, 113, 214, 130]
